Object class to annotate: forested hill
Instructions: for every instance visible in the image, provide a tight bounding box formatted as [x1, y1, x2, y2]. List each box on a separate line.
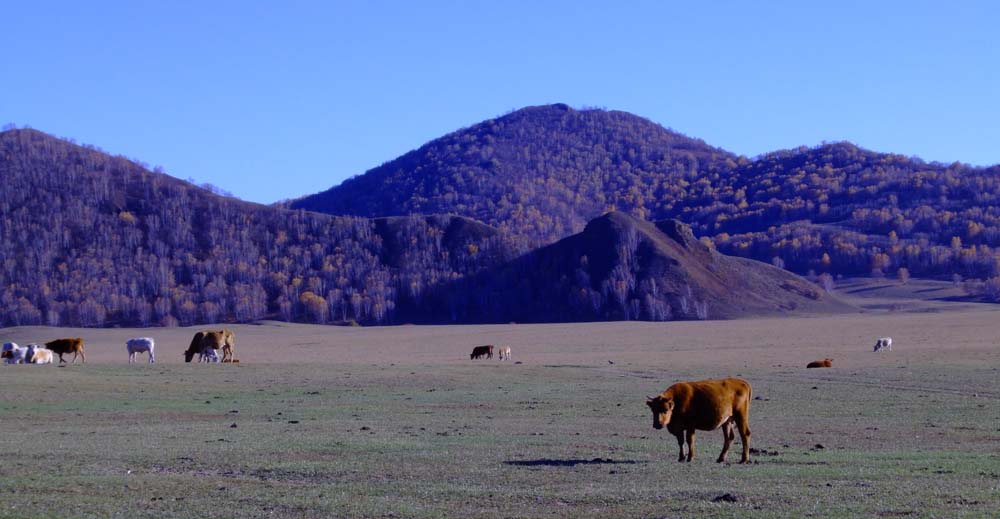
[0, 129, 513, 327]
[290, 104, 737, 246]
[432, 211, 853, 323]
[292, 105, 1000, 294]
[0, 127, 851, 328]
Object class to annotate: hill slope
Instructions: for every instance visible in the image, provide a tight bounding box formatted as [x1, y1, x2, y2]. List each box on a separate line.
[0, 129, 512, 327]
[0, 128, 851, 327]
[291, 104, 737, 246]
[292, 106, 1000, 287]
[436, 212, 853, 323]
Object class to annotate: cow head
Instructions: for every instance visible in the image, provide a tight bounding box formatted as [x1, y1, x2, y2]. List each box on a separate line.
[646, 395, 674, 430]
[183, 349, 196, 362]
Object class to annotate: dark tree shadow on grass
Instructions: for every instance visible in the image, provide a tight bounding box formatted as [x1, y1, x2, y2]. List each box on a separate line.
[504, 458, 645, 467]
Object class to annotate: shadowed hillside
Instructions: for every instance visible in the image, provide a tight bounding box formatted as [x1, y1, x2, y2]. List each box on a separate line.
[434, 212, 853, 323]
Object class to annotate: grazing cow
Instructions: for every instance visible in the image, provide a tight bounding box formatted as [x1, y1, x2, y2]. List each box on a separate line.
[45, 338, 86, 363]
[470, 345, 494, 360]
[498, 346, 512, 361]
[646, 378, 753, 463]
[873, 337, 892, 352]
[2, 342, 26, 364]
[184, 330, 236, 363]
[126, 337, 155, 364]
[25, 344, 54, 365]
[806, 358, 834, 368]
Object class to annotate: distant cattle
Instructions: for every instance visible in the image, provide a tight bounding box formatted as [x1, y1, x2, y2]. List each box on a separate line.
[25, 344, 54, 365]
[806, 358, 833, 368]
[873, 337, 892, 352]
[126, 337, 155, 364]
[498, 346, 512, 361]
[2, 342, 26, 364]
[470, 345, 494, 360]
[45, 338, 86, 363]
[184, 330, 236, 363]
[646, 378, 753, 463]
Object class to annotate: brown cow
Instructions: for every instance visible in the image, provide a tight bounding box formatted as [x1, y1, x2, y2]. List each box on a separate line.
[44, 338, 86, 363]
[184, 330, 236, 363]
[646, 378, 752, 463]
[806, 358, 833, 368]
[470, 345, 494, 360]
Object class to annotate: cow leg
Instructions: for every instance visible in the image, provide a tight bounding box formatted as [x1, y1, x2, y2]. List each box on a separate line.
[718, 419, 736, 463]
[673, 433, 686, 462]
[685, 429, 696, 462]
[735, 411, 752, 464]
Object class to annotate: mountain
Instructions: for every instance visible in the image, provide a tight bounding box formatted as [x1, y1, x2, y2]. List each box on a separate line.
[435, 211, 852, 323]
[0, 129, 512, 327]
[291, 105, 1000, 288]
[290, 104, 737, 247]
[0, 127, 850, 328]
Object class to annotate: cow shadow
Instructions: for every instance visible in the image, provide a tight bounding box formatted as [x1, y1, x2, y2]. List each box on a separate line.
[504, 458, 644, 467]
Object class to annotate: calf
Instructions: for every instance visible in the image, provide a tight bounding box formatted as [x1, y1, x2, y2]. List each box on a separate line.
[806, 358, 833, 368]
[2, 342, 26, 364]
[873, 337, 892, 352]
[470, 345, 494, 360]
[646, 378, 752, 463]
[25, 344, 54, 365]
[201, 347, 220, 363]
[498, 346, 512, 361]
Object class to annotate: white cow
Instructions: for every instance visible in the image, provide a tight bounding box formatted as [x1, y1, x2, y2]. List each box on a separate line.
[25, 344, 54, 364]
[873, 337, 893, 352]
[498, 346, 512, 361]
[200, 347, 220, 363]
[126, 337, 155, 364]
[2, 342, 26, 364]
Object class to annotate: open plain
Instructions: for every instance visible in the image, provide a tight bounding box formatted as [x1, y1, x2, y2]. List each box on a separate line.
[1, 280, 999, 518]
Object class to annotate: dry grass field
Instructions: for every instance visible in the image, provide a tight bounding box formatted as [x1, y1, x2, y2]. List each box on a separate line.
[1, 279, 999, 518]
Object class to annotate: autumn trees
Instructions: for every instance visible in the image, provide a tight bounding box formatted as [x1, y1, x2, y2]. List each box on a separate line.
[0, 129, 507, 327]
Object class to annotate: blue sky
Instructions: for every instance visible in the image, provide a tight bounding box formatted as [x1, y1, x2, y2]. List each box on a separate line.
[3, 1, 998, 204]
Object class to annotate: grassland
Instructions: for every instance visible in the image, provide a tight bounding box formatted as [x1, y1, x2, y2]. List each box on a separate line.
[1, 281, 998, 518]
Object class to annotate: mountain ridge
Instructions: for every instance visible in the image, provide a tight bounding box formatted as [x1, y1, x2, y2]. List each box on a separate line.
[290, 104, 737, 247]
[287, 104, 1000, 288]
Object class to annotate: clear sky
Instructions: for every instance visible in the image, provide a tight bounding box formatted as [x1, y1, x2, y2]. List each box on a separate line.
[4, 1, 998, 204]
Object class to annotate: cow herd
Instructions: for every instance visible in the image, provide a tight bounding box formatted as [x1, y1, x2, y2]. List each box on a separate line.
[2, 330, 239, 365]
[469, 344, 513, 360]
[4, 332, 896, 465]
[2, 338, 85, 365]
